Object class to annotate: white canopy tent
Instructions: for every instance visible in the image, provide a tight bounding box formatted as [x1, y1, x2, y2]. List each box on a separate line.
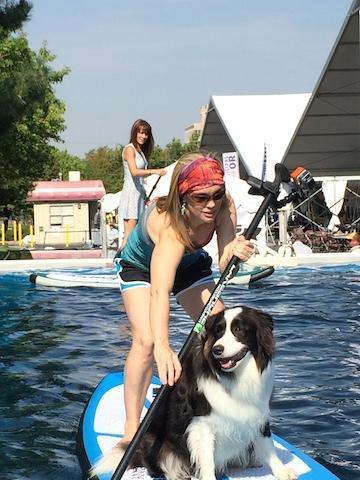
[201, 93, 311, 182]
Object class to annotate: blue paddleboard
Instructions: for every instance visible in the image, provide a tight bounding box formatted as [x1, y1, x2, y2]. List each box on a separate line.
[77, 372, 339, 480]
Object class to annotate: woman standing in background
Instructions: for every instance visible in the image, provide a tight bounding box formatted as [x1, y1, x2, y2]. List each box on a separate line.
[118, 119, 165, 249]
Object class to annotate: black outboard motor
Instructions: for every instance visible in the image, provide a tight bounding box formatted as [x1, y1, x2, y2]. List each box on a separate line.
[289, 167, 332, 229]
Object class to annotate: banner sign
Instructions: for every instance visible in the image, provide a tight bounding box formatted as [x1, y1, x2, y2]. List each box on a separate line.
[222, 152, 239, 178]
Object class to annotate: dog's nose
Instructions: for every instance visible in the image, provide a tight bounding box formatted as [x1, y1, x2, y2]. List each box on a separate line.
[212, 345, 224, 357]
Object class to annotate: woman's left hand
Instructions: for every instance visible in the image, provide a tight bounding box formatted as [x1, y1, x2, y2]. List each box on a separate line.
[229, 235, 254, 262]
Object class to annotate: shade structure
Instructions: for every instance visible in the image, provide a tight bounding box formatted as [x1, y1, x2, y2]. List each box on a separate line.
[282, 0, 360, 177]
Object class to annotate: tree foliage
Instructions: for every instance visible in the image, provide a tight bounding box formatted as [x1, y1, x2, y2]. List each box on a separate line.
[52, 149, 85, 181]
[0, 0, 31, 40]
[151, 132, 201, 168]
[0, 1, 69, 211]
[83, 146, 123, 193]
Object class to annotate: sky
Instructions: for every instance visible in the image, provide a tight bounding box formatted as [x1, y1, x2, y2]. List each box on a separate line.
[23, 0, 353, 158]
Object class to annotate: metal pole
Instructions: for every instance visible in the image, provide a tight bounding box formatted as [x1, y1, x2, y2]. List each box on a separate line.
[100, 208, 108, 258]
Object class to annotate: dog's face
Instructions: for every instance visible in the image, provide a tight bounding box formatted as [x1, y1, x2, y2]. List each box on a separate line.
[203, 306, 275, 375]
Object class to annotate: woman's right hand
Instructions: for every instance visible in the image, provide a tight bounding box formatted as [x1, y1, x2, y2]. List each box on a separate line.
[158, 169, 166, 176]
[154, 341, 182, 386]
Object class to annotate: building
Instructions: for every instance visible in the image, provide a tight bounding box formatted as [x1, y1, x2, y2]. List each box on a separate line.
[27, 172, 105, 247]
[184, 104, 208, 143]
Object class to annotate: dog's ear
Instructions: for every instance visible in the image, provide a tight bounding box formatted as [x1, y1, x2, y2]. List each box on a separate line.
[204, 311, 222, 332]
[233, 305, 274, 331]
[255, 310, 274, 331]
[255, 310, 275, 360]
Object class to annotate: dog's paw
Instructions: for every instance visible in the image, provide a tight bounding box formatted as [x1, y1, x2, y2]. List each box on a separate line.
[272, 465, 297, 480]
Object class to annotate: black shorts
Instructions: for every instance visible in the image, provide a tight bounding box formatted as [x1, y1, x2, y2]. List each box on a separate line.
[117, 251, 214, 297]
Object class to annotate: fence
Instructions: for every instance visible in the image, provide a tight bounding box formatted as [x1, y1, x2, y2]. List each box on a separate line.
[0, 221, 93, 249]
[0, 221, 35, 247]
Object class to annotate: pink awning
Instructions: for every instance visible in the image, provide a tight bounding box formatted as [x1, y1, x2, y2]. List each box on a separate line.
[27, 180, 106, 202]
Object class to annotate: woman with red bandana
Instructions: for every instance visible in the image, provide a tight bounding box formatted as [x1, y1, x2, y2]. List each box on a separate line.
[117, 152, 254, 442]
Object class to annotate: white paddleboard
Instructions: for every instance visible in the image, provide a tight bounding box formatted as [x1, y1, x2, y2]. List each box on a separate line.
[29, 272, 118, 289]
[30, 266, 274, 289]
[77, 372, 339, 480]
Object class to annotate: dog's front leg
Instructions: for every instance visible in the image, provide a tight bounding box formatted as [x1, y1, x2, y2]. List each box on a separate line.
[254, 436, 297, 480]
[186, 419, 217, 480]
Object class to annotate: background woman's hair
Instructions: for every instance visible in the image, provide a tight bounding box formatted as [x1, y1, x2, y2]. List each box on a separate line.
[156, 151, 228, 251]
[129, 119, 154, 160]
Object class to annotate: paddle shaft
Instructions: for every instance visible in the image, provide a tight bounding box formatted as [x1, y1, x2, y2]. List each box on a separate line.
[144, 175, 161, 203]
[111, 189, 276, 480]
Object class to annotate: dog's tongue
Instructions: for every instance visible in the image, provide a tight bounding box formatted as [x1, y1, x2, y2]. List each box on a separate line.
[220, 359, 235, 369]
[219, 347, 248, 370]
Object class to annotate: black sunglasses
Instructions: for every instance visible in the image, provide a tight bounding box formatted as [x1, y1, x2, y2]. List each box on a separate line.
[188, 188, 226, 205]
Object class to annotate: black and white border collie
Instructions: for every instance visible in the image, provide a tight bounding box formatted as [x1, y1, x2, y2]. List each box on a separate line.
[92, 306, 296, 480]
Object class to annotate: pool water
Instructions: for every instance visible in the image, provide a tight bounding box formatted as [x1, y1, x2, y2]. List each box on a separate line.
[0, 264, 359, 479]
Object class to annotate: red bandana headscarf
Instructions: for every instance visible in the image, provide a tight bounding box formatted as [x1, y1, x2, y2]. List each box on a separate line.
[178, 157, 225, 196]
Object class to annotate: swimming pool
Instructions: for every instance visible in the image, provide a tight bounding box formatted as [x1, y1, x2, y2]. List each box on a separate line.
[0, 264, 359, 479]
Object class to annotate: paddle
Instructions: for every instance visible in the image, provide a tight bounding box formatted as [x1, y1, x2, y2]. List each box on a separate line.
[111, 163, 291, 480]
[144, 174, 162, 204]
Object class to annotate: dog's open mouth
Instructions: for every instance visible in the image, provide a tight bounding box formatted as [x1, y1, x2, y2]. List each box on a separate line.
[217, 347, 249, 371]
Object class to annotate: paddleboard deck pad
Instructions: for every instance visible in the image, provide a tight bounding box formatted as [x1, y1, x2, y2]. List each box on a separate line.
[77, 372, 339, 480]
[29, 271, 119, 289]
[30, 266, 274, 289]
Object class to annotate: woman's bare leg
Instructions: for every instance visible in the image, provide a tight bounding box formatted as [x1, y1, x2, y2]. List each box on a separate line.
[121, 285, 153, 442]
[122, 282, 222, 441]
[120, 218, 138, 250]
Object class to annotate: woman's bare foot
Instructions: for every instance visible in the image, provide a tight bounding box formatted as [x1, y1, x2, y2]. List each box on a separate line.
[120, 436, 132, 443]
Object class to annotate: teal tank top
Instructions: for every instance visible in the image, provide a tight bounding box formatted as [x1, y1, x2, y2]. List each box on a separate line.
[121, 204, 204, 271]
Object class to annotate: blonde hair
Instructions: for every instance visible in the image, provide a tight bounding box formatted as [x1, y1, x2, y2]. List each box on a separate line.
[156, 152, 228, 251]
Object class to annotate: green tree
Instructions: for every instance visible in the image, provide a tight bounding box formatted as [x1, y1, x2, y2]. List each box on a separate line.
[150, 145, 166, 168]
[164, 138, 184, 164]
[83, 146, 123, 192]
[183, 131, 201, 152]
[0, 1, 37, 134]
[52, 149, 86, 181]
[0, 4, 69, 211]
[0, 0, 31, 41]
[160, 133, 201, 165]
